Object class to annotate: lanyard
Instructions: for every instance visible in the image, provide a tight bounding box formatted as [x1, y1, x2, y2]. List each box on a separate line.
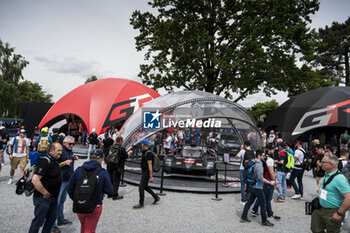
[46, 154, 60, 167]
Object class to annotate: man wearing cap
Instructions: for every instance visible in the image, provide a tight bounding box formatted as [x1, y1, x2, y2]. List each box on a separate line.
[7, 129, 30, 184]
[30, 126, 40, 152]
[34, 127, 53, 157]
[133, 139, 160, 209]
[68, 149, 113, 233]
[87, 128, 99, 160]
[274, 142, 288, 202]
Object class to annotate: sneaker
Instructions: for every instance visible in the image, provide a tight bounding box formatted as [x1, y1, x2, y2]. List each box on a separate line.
[51, 226, 61, 233]
[274, 197, 285, 203]
[7, 178, 13, 185]
[250, 211, 259, 217]
[262, 220, 274, 226]
[112, 195, 123, 200]
[269, 214, 281, 220]
[291, 194, 301, 199]
[57, 219, 72, 226]
[239, 201, 246, 206]
[240, 218, 251, 223]
[133, 204, 144, 210]
[153, 196, 160, 205]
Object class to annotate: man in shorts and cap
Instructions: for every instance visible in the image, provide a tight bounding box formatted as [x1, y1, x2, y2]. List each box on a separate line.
[133, 139, 160, 209]
[8, 129, 30, 184]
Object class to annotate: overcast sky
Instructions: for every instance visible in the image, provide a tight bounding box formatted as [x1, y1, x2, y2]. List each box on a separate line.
[0, 0, 349, 107]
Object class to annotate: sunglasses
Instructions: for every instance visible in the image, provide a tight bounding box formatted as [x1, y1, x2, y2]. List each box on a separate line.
[67, 143, 75, 146]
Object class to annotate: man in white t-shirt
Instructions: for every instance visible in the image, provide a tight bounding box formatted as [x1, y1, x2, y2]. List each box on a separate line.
[7, 129, 30, 184]
[163, 132, 172, 154]
[235, 141, 254, 205]
[290, 142, 305, 199]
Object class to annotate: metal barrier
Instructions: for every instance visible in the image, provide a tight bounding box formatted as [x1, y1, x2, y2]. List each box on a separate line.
[211, 161, 240, 201]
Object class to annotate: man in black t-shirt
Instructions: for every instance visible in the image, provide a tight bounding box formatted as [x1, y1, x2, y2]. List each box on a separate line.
[28, 142, 63, 233]
[133, 139, 160, 209]
[106, 136, 129, 200]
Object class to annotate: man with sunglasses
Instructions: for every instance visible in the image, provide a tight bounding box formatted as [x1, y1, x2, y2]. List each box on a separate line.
[51, 136, 78, 233]
[311, 152, 350, 233]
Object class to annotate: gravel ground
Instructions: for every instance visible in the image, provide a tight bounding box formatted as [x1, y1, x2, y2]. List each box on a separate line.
[1, 158, 349, 233]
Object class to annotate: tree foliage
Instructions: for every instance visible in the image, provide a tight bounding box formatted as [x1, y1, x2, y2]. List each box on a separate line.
[0, 39, 52, 117]
[313, 17, 350, 86]
[130, 0, 334, 101]
[248, 100, 279, 121]
[85, 75, 98, 83]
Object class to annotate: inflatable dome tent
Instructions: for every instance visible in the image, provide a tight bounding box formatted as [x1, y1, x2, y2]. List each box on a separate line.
[39, 78, 160, 134]
[118, 91, 262, 151]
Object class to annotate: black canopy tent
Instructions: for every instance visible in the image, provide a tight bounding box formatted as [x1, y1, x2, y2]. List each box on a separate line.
[263, 87, 350, 142]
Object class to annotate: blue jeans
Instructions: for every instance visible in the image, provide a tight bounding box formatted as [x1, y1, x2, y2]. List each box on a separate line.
[241, 187, 267, 223]
[57, 181, 69, 222]
[276, 171, 287, 198]
[290, 168, 304, 196]
[252, 184, 274, 217]
[29, 196, 58, 233]
[88, 144, 96, 159]
[239, 170, 247, 202]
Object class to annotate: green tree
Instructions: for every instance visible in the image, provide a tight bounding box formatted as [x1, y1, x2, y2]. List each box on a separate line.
[0, 39, 29, 117]
[85, 75, 98, 83]
[131, 0, 332, 101]
[248, 100, 279, 121]
[313, 17, 350, 86]
[0, 39, 52, 117]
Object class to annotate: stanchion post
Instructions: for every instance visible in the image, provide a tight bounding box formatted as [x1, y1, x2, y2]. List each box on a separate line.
[119, 167, 127, 187]
[157, 164, 166, 196]
[222, 162, 229, 187]
[211, 165, 222, 201]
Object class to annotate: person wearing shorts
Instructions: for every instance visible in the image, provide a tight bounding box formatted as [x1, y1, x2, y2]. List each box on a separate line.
[8, 129, 30, 184]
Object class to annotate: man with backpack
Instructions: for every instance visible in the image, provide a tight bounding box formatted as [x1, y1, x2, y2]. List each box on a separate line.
[251, 145, 281, 220]
[51, 136, 78, 233]
[106, 136, 129, 200]
[7, 129, 30, 185]
[67, 149, 113, 233]
[240, 150, 276, 226]
[133, 139, 160, 209]
[34, 127, 53, 157]
[290, 142, 306, 199]
[311, 153, 350, 233]
[235, 141, 255, 205]
[274, 142, 289, 202]
[28, 142, 63, 233]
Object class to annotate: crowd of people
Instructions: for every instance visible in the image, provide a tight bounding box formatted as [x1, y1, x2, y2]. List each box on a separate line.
[1, 123, 350, 232]
[0, 125, 160, 233]
[237, 129, 350, 232]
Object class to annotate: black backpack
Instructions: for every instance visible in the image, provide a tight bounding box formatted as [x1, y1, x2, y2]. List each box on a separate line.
[106, 144, 122, 165]
[243, 149, 255, 165]
[73, 167, 103, 214]
[297, 149, 312, 171]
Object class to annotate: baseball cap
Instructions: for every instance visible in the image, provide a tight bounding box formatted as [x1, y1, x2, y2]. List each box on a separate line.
[140, 139, 149, 145]
[313, 139, 320, 145]
[19, 129, 26, 134]
[41, 127, 48, 133]
[278, 142, 286, 148]
[34, 126, 39, 131]
[0, 126, 5, 130]
[91, 149, 103, 159]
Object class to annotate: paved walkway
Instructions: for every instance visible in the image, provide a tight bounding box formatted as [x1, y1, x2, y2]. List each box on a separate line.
[0, 158, 349, 233]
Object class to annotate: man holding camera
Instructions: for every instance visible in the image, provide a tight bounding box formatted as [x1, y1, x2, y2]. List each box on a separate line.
[311, 152, 350, 233]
